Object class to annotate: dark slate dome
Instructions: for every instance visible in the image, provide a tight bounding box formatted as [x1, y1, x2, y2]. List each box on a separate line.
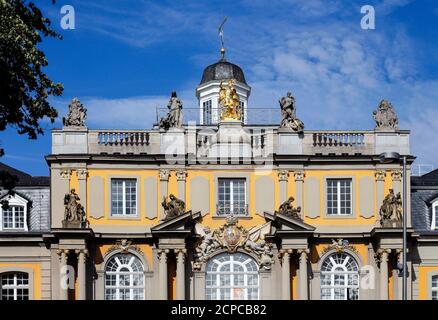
[200, 58, 247, 85]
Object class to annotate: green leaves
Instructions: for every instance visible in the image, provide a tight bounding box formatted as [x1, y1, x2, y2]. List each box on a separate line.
[0, 0, 63, 141]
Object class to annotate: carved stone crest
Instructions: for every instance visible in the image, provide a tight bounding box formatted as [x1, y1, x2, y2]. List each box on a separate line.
[63, 98, 87, 127]
[380, 188, 402, 227]
[279, 92, 304, 132]
[107, 239, 143, 256]
[373, 99, 399, 131]
[194, 217, 274, 270]
[321, 239, 358, 256]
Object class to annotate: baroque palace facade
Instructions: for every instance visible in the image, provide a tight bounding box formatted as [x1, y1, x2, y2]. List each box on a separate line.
[1, 50, 438, 301]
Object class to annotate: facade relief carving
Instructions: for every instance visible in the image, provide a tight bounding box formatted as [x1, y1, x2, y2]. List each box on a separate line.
[294, 171, 305, 181]
[379, 189, 402, 227]
[161, 194, 186, 220]
[63, 98, 87, 127]
[106, 239, 143, 256]
[63, 188, 86, 228]
[391, 170, 402, 182]
[277, 170, 289, 182]
[275, 196, 301, 220]
[321, 239, 358, 256]
[193, 215, 274, 270]
[159, 169, 170, 181]
[373, 99, 399, 131]
[158, 91, 183, 130]
[176, 169, 187, 181]
[375, 170, 386, 181]
[279, 92, 304, 133]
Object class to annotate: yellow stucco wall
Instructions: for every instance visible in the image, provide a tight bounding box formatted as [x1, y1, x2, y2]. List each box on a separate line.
[418, 266, 438, 300]
[82, 168, 398, 229]
[0, 263, 41, 300]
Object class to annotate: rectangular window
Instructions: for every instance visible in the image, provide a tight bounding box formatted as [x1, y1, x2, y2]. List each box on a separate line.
[2, 206, 25, 230]
[203, 100, 212, 125]
[0, 273, 29, 300]
[217, 178, 247, 216]
[111, 179, 137, 216]
[239, 101, 245, 123]
[327, 179, 352, 215]
[432, 275, 438, 300]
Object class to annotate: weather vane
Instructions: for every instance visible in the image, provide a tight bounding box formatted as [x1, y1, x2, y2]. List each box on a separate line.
[218, 16, 227, 59]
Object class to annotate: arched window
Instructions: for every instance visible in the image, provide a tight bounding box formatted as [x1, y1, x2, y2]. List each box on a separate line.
[0, 272, 29, 300]
[104, 253, 144, 300]
[205, 253, 259, 300]
[320, 252, 359, 300]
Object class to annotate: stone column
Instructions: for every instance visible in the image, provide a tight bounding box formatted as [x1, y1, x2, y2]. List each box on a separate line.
[280, 249, 292, 300]
[58, 249, 69, 300]
[76, 249, 88, 300]
[278, 170, 289, 204]
[294, 171, 305, 219]
[77, 169, 88, 212]
[176, 249, 187, 300]
[158, 249, 169, 300]
[298, 249, 309, 300]
[379, 249, 390, 300]
[391, 170, 402, 195]
[396, 249, 403, 300]
[159, 170, 170, 219]
[375, 170, 386, 226]
[176, 169, 187, 202]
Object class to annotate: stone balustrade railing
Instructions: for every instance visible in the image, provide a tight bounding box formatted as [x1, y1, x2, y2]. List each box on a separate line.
[52, 127, 410, 157]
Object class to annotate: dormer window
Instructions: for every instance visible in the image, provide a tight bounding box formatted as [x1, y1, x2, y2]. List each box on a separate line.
[0, 194, 28, 232]
[431, 200, 438, 231]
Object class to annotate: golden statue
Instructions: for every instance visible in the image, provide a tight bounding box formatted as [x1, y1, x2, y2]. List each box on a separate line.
[219, 79, 241, 121]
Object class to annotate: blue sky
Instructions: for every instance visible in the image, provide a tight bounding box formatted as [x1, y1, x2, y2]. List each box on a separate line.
[1, 0, 438, 176]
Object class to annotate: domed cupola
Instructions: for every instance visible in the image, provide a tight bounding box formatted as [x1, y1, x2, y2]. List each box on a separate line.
[196, 48, 251, 125]
[200, 58, 247, 86]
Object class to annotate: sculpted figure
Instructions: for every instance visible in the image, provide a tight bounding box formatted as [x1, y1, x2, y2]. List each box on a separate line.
[196, 226, 221, 259]
[64, 189, 85, 223]
[380, 188, 402, 226]
[219, 79, 241, 121]
[161, 194, 185, 220]
[63, 98, 87, 127]
[373, 99, 399, 130]
[159, 91, 183, 130]
[276, 196, 301, 219]
[279, 92, 304, 132]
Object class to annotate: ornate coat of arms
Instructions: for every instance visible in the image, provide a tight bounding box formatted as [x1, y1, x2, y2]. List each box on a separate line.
[193, 215, 274, 270]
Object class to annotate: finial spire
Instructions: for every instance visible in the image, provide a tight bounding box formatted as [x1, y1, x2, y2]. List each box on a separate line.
[218, 16, 227, 60]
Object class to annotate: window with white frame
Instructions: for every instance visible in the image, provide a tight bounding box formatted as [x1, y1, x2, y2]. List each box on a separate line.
[327, 179, 352, 215]
[203, 100, 212, 125]
[217, 178, 247, 216]
[320, 253, 359, 300]
[431, 201, 438, 230]
[111, 179, 137, 216]
[206, 253, 259, 300]
[0, 194, 28, 231]
[432, 275, 438, 300]
[0, 272, 29, 300]
[105, 253, 144, 300]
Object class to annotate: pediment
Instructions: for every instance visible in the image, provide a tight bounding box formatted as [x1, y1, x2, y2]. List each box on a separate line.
[264, 211, 315, 232]
[151, 210, 201, 234]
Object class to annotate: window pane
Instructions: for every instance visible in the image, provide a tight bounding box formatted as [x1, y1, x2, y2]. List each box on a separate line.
[217, 179, 246, 216]
[327, 179, 352, 216]
[0, 273, 29, 301]
[111, 179, 136, 216]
